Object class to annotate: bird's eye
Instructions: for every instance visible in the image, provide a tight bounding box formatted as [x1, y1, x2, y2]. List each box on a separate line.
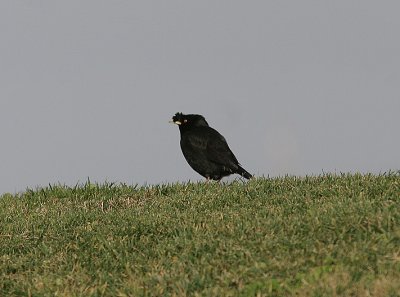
[184, 119, 188, 123]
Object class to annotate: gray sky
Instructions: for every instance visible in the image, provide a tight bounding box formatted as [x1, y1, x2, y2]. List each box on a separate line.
[1, 1, 399, 193]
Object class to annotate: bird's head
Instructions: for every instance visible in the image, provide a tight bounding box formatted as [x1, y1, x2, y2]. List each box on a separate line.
[170, 113, 209, 130]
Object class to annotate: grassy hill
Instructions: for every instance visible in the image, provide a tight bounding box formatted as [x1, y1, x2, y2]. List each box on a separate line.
[1, 173, 399, 296]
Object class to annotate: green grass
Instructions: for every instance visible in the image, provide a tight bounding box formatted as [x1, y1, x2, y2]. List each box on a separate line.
[1, 173, 399, 296]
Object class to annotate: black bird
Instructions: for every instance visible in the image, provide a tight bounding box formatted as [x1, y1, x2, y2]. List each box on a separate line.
[171, 112, 252, 181]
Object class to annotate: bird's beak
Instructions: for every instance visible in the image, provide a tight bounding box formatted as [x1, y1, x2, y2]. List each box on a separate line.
[169, 120, 182, 125]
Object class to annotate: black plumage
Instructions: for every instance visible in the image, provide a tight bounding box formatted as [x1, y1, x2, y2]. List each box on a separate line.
[171, 112, 252, 181]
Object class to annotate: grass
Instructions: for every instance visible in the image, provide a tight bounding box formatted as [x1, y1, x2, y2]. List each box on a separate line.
[0, 173, 399, 296]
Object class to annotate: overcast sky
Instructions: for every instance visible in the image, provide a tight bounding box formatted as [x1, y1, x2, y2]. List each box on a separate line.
[1, 1, 399, 193]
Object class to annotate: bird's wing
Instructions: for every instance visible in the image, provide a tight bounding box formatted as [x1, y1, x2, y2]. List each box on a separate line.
[183, 127, 239, 168]
[204, 129, 240, 168]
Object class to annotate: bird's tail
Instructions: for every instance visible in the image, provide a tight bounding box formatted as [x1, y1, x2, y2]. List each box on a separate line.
[237, 166, 253, 180]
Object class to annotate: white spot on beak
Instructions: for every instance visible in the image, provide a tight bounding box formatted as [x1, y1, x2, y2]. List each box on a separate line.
[169, 120, 181, 125]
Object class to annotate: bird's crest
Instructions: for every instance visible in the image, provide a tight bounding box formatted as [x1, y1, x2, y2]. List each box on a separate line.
[171, 112, 209, 127]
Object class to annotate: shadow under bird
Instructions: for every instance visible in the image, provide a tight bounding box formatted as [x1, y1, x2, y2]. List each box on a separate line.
[171, 112, 253, 181]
